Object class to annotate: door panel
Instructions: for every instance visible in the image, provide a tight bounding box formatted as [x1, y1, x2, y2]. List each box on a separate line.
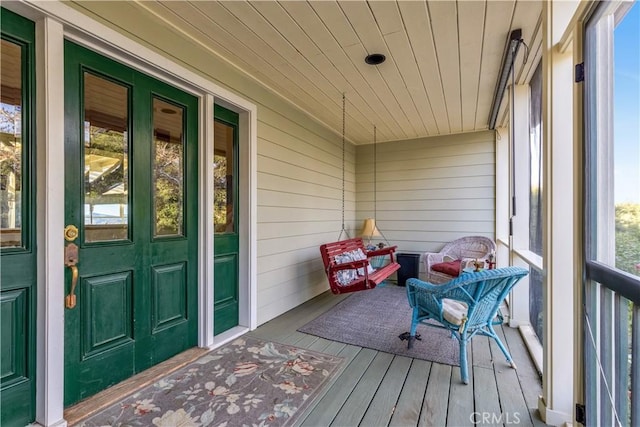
[0, 8, 36, 426]
[64, 41, 198, 406]
[82, 272, 133, 358]
[213, 106, 239, 335]
[214, 254, 239, 333]
[151, 263, 187, 332]
[1, 289, 27, 383]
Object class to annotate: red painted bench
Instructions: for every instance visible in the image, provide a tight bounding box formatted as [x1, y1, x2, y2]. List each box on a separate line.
[319, 237, 401, 294]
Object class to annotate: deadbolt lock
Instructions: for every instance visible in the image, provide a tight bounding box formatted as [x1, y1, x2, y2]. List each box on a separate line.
[64, 225, 79, 242]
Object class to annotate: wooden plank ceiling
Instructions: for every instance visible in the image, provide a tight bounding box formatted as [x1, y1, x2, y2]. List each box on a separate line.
[134, 0, 543, 145]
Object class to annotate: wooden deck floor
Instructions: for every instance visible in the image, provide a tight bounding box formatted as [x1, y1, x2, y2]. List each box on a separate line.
[248, 287, 547, 427]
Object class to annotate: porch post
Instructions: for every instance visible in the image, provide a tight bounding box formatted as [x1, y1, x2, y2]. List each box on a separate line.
[35, 16, 67, 427]
[508, 84, 531, 327]
[539, 1, 579, 424]
[199, 94, 215, 347]
[495, 127, 510, 266]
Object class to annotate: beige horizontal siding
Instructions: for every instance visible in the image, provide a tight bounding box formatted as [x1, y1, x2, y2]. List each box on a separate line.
[255, 113, 357, 324]
[356, 131, 496, 258]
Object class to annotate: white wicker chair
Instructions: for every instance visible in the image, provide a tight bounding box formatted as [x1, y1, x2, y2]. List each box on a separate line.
[424, 236, 497, 283]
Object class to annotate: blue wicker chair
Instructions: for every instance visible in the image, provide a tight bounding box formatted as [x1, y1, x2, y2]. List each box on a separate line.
[405, 266, 529, 384]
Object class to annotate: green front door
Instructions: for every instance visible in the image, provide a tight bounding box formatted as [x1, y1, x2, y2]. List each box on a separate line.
[213, 106, 239, 335]
[0, 8, 36, 426]
[63, 42, 198, 406]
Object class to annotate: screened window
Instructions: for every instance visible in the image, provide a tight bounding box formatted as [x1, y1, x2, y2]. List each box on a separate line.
[528, 62, 544, 341]
[584, 2, 639, 425]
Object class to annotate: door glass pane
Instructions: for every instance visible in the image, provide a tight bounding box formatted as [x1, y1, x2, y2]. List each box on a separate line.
[0, 39, 23, 248]
[214, 121, 235, 233]
[84, 72, 129, 242]
[153, 98, 184, 237]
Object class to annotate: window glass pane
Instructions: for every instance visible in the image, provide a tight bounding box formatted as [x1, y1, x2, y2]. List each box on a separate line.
[214, 121, 235, 233]
[585, 4, 639, 425]
[1, 39, 23, 248]
[613, 3, 639, 277]
[587, 3, 640, 277]
[0, 40, 23, 247]
[84, 72, 129, 242]
[153, 98, 184, 237]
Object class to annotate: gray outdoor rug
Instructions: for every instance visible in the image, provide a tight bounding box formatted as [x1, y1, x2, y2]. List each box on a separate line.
[298, 285, 460, 366]
[77, 336, 343, 427]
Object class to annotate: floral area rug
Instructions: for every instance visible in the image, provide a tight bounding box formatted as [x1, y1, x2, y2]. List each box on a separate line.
[78, 336, 343, 427]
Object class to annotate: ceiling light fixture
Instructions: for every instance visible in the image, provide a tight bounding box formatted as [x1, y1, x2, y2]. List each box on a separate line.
[365, 53, 386, 65]
[488, 29, 523, 130]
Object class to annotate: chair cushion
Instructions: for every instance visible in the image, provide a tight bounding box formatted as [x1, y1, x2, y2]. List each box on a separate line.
[431, 259, 462, 277]
[442, 298, 468, 325]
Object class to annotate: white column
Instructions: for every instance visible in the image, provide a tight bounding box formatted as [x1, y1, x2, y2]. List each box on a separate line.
[495, 127, 510, 266]
[239, 105, 258, 331]
[509, 84, 532, 327]
[198, 94, 215, 347]
[35, 16, 67, 427]
[538, 1, 579, 424]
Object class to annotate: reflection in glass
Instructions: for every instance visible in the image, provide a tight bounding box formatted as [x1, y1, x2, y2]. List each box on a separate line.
[0, 39, 23, 248]
[83, 72, 129, 242]
[214, 121, 234, 233]
[153, 98, 184, 236]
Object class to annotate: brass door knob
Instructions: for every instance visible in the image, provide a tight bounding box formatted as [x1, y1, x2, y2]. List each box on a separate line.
[64, 225, 79, 242]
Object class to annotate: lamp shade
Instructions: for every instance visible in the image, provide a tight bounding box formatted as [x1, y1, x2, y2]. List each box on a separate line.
[360, 218, 381, 238]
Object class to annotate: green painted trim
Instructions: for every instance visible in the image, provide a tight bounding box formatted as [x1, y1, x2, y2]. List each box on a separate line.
[214, 104, 239, 126]
[0, 7, 36, 427]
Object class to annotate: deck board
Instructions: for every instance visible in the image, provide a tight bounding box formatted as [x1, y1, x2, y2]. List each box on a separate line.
[331, 351, 395, 426]
[359, 356, 412, 427]
[251, 289, 547, 427]
[388, 359, 431, 427]
[299, 348, 377, 426]
[447, 364, 475, 427]
[502, 325, 543, 403]
[472, 335, 494, 368]
[419, 363, 452, 426]
[473, 366, 502, 427]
